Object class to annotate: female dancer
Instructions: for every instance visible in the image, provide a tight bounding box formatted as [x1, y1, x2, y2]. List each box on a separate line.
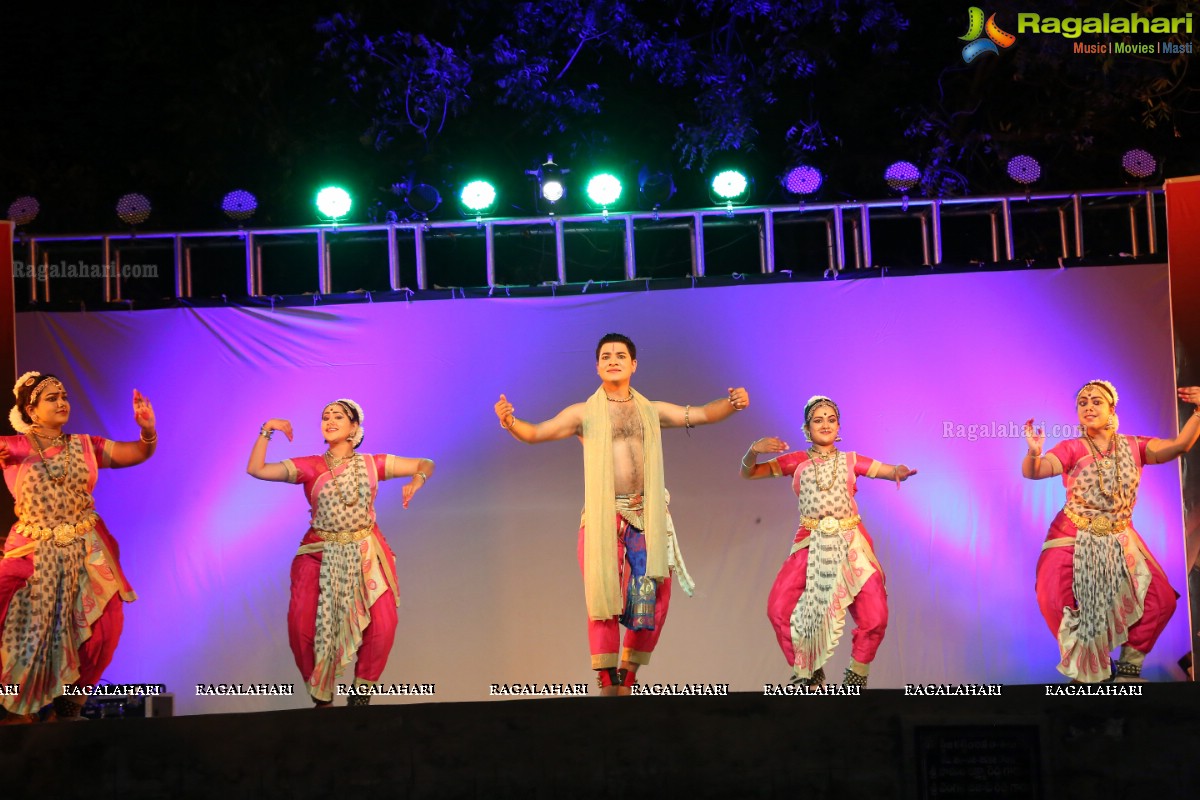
[1024, 381, 1199, 682]
[741, 395, 916, 688]
[247, 399, 434, 706]
[0, 372, 156, 723]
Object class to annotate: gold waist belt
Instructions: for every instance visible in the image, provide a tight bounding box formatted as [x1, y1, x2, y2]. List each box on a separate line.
[16, 513, 99, 547]
[800, 514, 862, 535]
[313, 526, 373, 545]
[1062, 507, 1127, 536]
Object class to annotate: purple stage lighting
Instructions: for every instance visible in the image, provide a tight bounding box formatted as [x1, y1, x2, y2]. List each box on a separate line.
[221, 190, 258, 222]
[884, 161, 921, 193]
[782, 165, 823, 196]
[116, 193, 152, 226]
[1122, 149, 1158, 180]
[7, 195, 40, 226]
[1006, 155, 1041, 186]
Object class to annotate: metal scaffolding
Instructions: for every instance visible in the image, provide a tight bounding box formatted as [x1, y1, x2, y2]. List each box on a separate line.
[19, 188, 1163, 303]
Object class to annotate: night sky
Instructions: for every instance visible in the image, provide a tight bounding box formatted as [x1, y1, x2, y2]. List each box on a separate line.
[3, 2, 1196, 240]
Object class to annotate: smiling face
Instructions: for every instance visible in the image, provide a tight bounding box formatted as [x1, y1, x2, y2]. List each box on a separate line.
[27, 381, 70, 430]
[321, 403, 359, 447]
[805, 404, 839, 448]
[596, 342, 637, 386]
[1076, 387, 1114, 435]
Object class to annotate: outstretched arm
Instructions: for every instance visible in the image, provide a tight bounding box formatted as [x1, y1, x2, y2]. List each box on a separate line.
[247, 418, 295, 481]
[108, 389, 158, 468]
[1021, 417, 1062, 480]
[387, 456, 436, 509]
[657, 387, 749, 429]
[495, 394, 585, 444]
[740, 436, 789, 480]
[872, 462, 918, 488]
[1146, 387, 1200, 464]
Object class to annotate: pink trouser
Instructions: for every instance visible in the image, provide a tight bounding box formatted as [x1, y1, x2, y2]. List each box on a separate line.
[0, 555, 33, 633]
[77, 599, 124, 687]
[287, 551, 398, 688]
[766, 536, 888, 668]
[0, 551, 124, 692]
[1035, 537, 1177, 656]
[577, 522, 672, 670]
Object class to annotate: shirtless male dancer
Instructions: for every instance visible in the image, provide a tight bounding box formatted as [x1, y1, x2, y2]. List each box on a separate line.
[494, 333, 750, 695]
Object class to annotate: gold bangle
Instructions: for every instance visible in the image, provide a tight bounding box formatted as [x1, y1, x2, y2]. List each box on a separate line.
[140, 431, 158, 444]
[413, 471, 428, 483]
[501, 417, 515, 430]
[259, 426, 273, 440]
[684, 405, 693, 429]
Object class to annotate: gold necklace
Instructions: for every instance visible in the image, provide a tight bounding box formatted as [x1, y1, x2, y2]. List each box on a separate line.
[807, 447, 839, 492]
[29, 431, 72, 486]
[1085, 433, 1115, 471]
[31, 426, 67, 448]
[1083, 435, 1123, 500]
[606, 392, 633, 403]
[323, 451, 361, 507]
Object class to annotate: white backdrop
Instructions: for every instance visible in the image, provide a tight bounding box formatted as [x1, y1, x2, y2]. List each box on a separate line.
[13, 263, 1188, 713]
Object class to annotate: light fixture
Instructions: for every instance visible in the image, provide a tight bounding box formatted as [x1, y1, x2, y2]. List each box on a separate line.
[221, 189, 258, 222]
[781, 165, 823, 197]
[1121, 148, 1158, 181]
[884, 161, 921, 193]
[585, 173, 623, 218]
[7, 196, 39, 226]
[542, 178, 564, 203]
[459, 179, 498, 218]
[709, 169, 752, 207]
[526, 155, 568, 213]
[1005, 155, 1041, 186]
[637, 167, 675, 210]
[116, 193, 152, 226]
[404, 182, 442, 219]
[315, 186, 353, 222]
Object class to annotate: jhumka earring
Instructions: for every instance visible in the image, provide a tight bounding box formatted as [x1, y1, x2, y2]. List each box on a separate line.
[1106, 417, 1114, 430]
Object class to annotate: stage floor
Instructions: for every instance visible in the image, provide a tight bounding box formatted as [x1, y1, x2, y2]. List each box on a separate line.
[1, 683, 1195, 799]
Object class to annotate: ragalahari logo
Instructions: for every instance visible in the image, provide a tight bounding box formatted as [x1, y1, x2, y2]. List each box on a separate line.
[960, 7, 1017, 62]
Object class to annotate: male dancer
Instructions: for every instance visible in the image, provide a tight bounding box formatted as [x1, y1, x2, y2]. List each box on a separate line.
[494, 333, 749, 695]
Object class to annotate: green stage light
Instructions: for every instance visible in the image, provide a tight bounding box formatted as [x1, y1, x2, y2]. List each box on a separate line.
[710, 169, 749, 201]
[316, 186, 352, 221]
[585, 173, 622, 208]
[460, 180, 497, 214]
